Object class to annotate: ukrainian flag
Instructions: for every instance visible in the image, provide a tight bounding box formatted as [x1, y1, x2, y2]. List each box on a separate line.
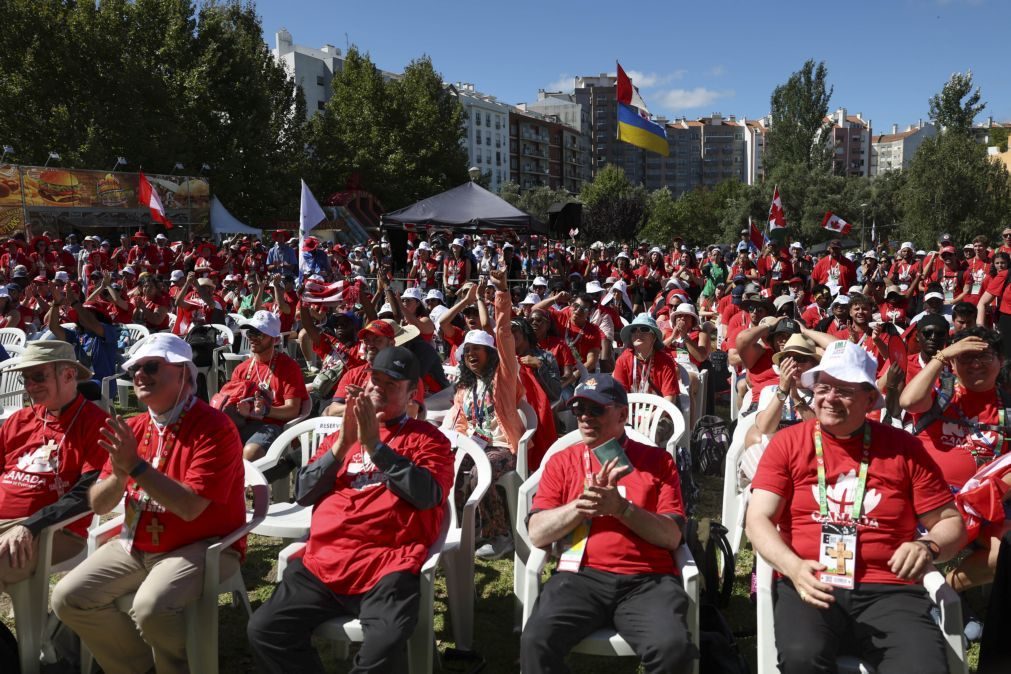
[617, 102, 669, 157]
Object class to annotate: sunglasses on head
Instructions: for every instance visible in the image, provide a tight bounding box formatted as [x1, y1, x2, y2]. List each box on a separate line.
[570, 400, 610, 417]
[127, 360, 162, 378]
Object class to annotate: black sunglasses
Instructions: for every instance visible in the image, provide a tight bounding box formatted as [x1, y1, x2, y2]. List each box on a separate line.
[19, 369, 53, 385]
[570, 401, 610, 417]
[629, 326, 654, 335]
[127, 361, 161, 378]
[245, 328, 266, 339]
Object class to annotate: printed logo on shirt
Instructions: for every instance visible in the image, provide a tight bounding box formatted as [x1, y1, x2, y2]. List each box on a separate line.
[16, 445, 57, 474]
[941, 418, 998, 456]
[809, 470, 882, 527]
[350, 470, 388, 491]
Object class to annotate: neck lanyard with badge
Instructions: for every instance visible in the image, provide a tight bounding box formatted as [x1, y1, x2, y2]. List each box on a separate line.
[33, 399, 86, 497]
[557, 448, 602, 573]
[465, 381, 494, 449]
[246, 351, 277, 393]
[631, 353, 653, 394]
[814, 421, 871, 590]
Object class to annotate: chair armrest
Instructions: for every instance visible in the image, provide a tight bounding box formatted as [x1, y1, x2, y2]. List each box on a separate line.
[923, 569, 963, 636]
[517, 429, 535, 479]
[521, 547, 550, 627]
[203, 501, 268, 597]
[37, 511, 94, 564]
[277, 539, 307, 581]
[88, 515, 125, 554]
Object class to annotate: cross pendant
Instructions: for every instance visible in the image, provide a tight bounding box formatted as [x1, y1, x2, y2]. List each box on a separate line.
[146, 517, 165, 546]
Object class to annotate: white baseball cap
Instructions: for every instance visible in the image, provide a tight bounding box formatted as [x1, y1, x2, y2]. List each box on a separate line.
[122, 333, 194, 372]
[122, 266, 137, 275]
[242, 310, 281, 338]
[378, 302, 394, 315]
[503, 242, 514, 249]
[170, 270, 185, 282]
[800, 340, 883, 409]
[53, 271, 69, 283]
[616, 251, 630, 260]
[673, 303, 699, 322]
[830, 295, 851, 307]
[417, 241, 431, 252]
[520, 292, 541, 306]
[451, 238, 466, 248]
[924, 291, 945, 302]
[790, 242, 804, 249]
[532, 277, 548, 287]
[462, 329, 495, 349]
[155, 233, 168, 242]
[402, 287, 425, 301]
[425, 289, 444, 302]
[916, 249, 927, 256]
[847, 285, 863, 296]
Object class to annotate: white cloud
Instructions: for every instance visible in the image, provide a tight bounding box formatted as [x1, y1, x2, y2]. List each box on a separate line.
[658, 87, 734, 113]
[625, 69, 686, 89]
[545, 74, 574, 92]
[709, 65, 727, 77]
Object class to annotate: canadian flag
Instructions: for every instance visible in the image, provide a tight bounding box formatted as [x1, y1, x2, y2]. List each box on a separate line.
[768, 186, 786, 231]
[138, 171, 173, 229]
[821, 211, 851, 235]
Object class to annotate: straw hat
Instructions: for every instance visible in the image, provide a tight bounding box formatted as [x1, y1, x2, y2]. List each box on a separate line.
[4, 340, 91, 381]
[772, 334, 817, 366]
[381, 319, 421, 346]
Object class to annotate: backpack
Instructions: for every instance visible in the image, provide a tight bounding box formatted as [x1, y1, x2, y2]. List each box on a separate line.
[674, 444, 700, 518]
[691, 415, 731, 477]
[0, 621, 18, 673]
[698, 603, 750, 674]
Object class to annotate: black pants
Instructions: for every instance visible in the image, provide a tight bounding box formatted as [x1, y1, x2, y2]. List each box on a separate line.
[773, 578, 947, 674]
[520, 567, 697, 674]
[247, 559, 420, 674]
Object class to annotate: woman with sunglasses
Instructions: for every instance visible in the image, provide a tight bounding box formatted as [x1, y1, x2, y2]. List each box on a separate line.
[448, 269, 524, 560]
[976, 252, 1011, 340]
[531, 292, 604, 380]
[612, 314, 680, 404]
[921, 245, 971, 306]
[900, 327, 1011, 604]
[528, 308, 578, 397]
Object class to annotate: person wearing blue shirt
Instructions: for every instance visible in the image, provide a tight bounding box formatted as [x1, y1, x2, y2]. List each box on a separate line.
[267, 231, 298, 275]
[43, 288, 121, 400]
[301, 237, 331, 278]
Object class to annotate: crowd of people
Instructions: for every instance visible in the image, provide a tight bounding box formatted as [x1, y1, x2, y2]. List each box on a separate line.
[2, 223, 1011, 672]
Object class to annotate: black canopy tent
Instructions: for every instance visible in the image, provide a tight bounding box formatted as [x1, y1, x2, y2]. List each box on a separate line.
[381, 181, 546, 234]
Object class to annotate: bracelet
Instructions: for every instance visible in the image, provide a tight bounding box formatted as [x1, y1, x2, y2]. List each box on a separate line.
[129, 460, 150, 479]
[620, 500, 635, 518]
[933, 352, 949, 366]
[915, 539, 941, 560]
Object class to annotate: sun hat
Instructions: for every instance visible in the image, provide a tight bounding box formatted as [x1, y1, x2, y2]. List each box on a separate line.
[570, 374, 628, 408]
[370, 346, 420, 382]
[900, 241, 914, 252]
[772, 334, 817, 365]
[585, 280, 604, 294]
[417, 241, 431, 252]
[773, 295, 796, 311]
[451, 238, 465, 248]
[196, 278, 215, 288]
[402, 287, 425, 301]
[121, 333, 193, 378]
[885, 285, 902, 298]
[863, 251, 877, 260]
[462, 329, 495, 349]
[425, 289, 445, 302]
[532, 277, 548, 287]
[830, 294, 851, 307]
[241, 310, 281, 338]
[5, 340, 91, 381]
[620, 313, 663, 344]
[170, 270, 185, 282]
[672, 303, 699, 323]
[800, 340, 883, 409]
[520, 293, 540, 306]
[381, 319, 420, 346]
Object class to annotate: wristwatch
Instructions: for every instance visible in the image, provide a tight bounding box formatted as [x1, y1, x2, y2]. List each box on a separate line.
[775, 387, 790, 402]
[620, 500, 635, 519]
[916, 539, 941, 560]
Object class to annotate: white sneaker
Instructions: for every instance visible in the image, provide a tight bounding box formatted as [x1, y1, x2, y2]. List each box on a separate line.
[475, 535, 514, 560]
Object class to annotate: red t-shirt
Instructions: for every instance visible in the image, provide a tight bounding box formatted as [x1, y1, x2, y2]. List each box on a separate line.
[532, 437, 684, 576]
[800, 303, 827, 329]
[812, 256, 855, 290]
[891, 260, 920, 286]
[549, 308, 603, 363]
[965, 258, 991, 305]
[752, 420, 952, 585]
[311, 333, 364, 375]
[747, 349, 779, 400]
[851, 330, 906, 379]
[138, 294, 170, 331]
[612, 349, 680, 398]
[985, 271, 1011, 315]
[333, 362, 425, 407]
[916, 385, 1006, 489]
[826, 318, 850, 339]
[538, 335, 577, 372]
[0, 396, 109, 537]
[104, 399, 247, 556]
[302, 418, 453, 594]
[264, 291, 298, 333]
[230, 353, 309, 425]
[877, 302, 907, 326]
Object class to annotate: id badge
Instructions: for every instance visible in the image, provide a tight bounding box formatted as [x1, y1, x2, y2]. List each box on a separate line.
[818, 522, 857, 589]
[944, 290, 954, 301]
[119, 498, 142, 553]
[972, 282, 982, 295]
[676, 348, 691, 365]
[470, 430, 491, 450]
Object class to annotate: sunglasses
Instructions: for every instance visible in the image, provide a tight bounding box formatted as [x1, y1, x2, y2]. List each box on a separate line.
[570, 401, 610, 417]
[19, 370, 53, 385]
[245, 328, 267, 339]
[127, 360, 162, 378]
[571, 305, 590, 313]
[629, 326, 654, 335]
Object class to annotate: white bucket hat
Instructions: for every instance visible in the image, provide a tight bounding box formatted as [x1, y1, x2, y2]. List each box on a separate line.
[673, 303, 700, 323]
[462, 330, 495, 349]
[585, 280, 604, 294]
[800, 340, 883, 409]
[424, 289, 445, 302]
[532, 277, 548, 288]
[900, 241, 914, 252]
[520, 292, 541, 306]
[402, 287, 425, 301]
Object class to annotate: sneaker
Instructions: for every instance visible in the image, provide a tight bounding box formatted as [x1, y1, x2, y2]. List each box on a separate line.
[964, 613, 984, 643]
[475, 535, 514, 561]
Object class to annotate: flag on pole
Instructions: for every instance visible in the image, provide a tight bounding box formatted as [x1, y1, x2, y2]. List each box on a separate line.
[871, 220, 877, 243]
[768, 186, 786, 231]
[821, 212, 852, 235]
[749, 217, 766, 252]
[137, 171, 173, 229]
[615, 62, 669, 157]
[299, 179, 326, 234]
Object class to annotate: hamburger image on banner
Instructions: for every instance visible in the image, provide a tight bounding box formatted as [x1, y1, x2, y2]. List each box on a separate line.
[96, 173, 132, 207]
[35, 169, 81, 205]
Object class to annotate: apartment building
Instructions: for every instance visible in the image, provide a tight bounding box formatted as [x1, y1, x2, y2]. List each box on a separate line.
[870, 122, 936, 175]
[453, 83, 513, 193]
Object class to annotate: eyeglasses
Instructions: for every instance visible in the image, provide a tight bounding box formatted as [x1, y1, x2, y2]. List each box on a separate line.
[245, 329, 266, 339]
[1003, 234, 1011, 238]
[954, 351, 996, 366]
[812, 383, 862, 400]
[127, 361, 161, 378]
[19, 369, 53, 385]
[570, 401, 610, 417]
[571, 305, 590, 314]
[629, 326, 654, 335]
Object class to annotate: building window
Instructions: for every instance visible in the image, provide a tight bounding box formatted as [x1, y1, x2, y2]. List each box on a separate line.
[476, 151, 482, 163]
[316, 75, 325, 86]
[486, 136, 491, 146]
[476, 131, 482, 144]
[317, 100, 325, 110]
[474, 111, 480, 124]
[485, 113, 491, 127]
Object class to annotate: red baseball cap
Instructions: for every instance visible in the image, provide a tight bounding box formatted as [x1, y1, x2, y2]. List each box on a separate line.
[358, 320, 395, 340]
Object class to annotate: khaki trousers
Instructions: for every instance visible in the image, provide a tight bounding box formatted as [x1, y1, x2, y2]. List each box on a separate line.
[0, 517, 85, 592]
[51, 537, 239, 674]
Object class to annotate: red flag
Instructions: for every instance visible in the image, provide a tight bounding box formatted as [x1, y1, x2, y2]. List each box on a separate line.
[749, 218, 765, 251]
[768, 186, 786, 231]
[137, 171, 173, 229]
[616, 62, 633, 106]
[821, 212, 852, 235]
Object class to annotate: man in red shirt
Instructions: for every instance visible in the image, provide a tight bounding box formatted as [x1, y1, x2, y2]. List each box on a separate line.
[521, 374, 696, 673]
[0, 341, 108, 592]
[746, 341, 965, 673]
[248, 347, 453, 673]
[53, 334, 246, 674]
[223, 310, 309, 461]
[811, 240, 856, 294]
[533, 292, 604, 376]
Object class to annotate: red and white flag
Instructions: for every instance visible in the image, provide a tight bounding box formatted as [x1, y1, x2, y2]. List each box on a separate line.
[138, 171, 173, 229]
[768, 186, 786, 231]
[821, 211, 851, 235]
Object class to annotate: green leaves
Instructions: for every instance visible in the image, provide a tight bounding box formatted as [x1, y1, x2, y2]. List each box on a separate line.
[765, 59, 834, 175]
[928, 71, 985, 135]
[577, 165, 648, 243]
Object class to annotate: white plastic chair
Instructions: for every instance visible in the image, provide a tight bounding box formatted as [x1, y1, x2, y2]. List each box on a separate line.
[721, 411, 759, 555]
[8, 511, 95, 674]
[276, 506, 451, 674]
[0, 326, 27, 349]
[516, 439, 701, 674]
[5, 343, 23, 358]
[82, 460, 267, 674]
[440, 431, 492, 652]
[0, 356, 24, 420]
[252, 417, 343, 539]
[100, 333, 156, 412]
[219, 330, 251, 381]
[121, 323, 150, 349]
[755, 553, 967, 674]
[626, 392, 687, 457]
[195, 324, 234, 399]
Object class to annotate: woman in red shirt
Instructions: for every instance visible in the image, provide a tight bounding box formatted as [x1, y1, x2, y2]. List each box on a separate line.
[613, 313, 680, 402]
[976, 252, 1011, 344]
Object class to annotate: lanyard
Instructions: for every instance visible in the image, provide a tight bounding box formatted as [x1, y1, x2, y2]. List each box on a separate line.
[245, 352, 277, 387]
[814, 421, 871, 520]
[631, 354, 653, 394]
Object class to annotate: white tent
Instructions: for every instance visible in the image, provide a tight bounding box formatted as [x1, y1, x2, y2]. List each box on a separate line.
[210, 196, 261, 236]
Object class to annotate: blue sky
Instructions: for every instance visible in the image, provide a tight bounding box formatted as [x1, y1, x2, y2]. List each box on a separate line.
[256, 0, 1009, 130]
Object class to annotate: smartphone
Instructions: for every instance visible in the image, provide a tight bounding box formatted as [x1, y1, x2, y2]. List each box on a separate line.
[591, 438, 633, 473]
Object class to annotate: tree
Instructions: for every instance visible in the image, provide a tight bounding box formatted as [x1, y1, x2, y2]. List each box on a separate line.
[988, 127, 1009, 153]
[928, 71, 985, 135]
[902, 131, 1011, 245]
[578, 165, 647, 243]
[764, 60, 834, 174]
[640, 188, 679, 243]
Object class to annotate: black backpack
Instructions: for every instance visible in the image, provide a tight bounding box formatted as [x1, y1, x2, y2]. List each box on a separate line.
[675, 444, 700, 519]
[691, 415, 731, 477]
[0, 621, 19, 673]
